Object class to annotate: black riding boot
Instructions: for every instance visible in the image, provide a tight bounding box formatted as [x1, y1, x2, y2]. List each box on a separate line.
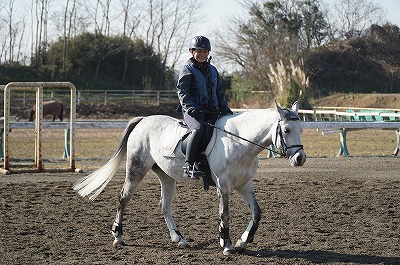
[184, 129, 206, 179]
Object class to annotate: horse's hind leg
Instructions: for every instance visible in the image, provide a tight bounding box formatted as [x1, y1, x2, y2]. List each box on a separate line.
[111, 159, 147, 246]
[152, 165, 188, 249]
[234, 181, 261, 253]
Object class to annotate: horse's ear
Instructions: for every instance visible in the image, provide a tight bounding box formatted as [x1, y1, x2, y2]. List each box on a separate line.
[275, 100, 285, 118]
[292, 101, 299, 112]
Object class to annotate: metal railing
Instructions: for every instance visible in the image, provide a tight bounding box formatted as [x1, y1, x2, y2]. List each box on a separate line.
[0, 89, 178, 107]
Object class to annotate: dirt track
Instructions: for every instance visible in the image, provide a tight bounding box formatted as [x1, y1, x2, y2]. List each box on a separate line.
[1, 156, 399, 265]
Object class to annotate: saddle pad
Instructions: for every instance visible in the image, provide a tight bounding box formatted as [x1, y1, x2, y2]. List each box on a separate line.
[159, 123, 188, 158]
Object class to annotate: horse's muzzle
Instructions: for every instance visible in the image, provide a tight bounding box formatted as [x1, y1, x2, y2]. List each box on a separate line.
[289, 149, 306, 167]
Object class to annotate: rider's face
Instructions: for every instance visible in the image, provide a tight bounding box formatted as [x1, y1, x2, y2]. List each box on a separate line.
[191, 49, 209, 63]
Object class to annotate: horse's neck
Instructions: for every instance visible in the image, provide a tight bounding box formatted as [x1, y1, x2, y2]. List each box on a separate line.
[222, 109, 278, 152]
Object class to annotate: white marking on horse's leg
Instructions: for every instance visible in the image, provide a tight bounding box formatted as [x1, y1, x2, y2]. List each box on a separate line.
[112, 213, 124, 246]
[234, 182, 261, 254]
[218, 187, 235, 255]
[112, 223, 125, 247]
[154, 166, 187, 249]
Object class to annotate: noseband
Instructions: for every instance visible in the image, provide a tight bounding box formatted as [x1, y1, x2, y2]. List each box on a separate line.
[275, 110, 304, 159]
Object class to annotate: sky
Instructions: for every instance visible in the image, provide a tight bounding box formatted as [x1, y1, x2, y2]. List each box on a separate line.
[195, 0, 400, 37]
[378, 0, 400, 25]
[184, 0, 400, 71]
[191, 0, 244, 37]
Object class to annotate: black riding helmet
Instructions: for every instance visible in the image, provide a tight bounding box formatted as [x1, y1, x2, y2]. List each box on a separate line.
[189, 36, 211, 51]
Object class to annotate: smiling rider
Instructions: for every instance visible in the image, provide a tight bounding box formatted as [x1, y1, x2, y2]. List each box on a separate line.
[176, 35, 232, 179]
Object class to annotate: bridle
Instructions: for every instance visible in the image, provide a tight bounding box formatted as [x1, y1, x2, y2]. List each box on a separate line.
[275, 116, 304, 159]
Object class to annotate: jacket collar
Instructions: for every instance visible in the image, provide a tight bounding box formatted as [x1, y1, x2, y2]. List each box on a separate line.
[189, 57, 208, 70]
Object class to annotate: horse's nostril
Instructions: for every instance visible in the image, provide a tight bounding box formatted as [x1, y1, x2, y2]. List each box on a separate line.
[297, 154, 306, 165]
[291, 152, 306, 166]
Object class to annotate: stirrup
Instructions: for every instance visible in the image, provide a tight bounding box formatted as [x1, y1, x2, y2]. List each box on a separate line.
[183, 164, 205, 179]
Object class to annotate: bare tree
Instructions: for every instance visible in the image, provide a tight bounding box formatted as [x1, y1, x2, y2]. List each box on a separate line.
[62, 0, 71, 72]
[215, 0, 304, 91]
[61, 0, 78, 72]
[1, 0, 201, 74]
[32, 0, 51, 67]
[332, 0, 385, 39]
[0, 1, 7, 63]
[139, 0, 201, 69]
[104, 0, 112, 36]
[6, 0, 14, 63]
[90, 0, 113, 36]
[15, 16, 26, 63]
[4, 0, 18, 63]
[120, 0, 141, 85]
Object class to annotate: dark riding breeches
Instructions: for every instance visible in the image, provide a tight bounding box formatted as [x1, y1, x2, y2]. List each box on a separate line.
[183, 112, 206, 164]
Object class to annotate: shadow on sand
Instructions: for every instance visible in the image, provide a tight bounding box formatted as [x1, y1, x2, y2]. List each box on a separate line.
[245, 249, 400, 265]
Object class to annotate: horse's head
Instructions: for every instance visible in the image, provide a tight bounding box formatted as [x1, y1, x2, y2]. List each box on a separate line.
[272, 101, 306, 167]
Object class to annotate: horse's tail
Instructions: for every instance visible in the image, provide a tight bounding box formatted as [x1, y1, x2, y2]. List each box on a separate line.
[73, 116, 145, 201]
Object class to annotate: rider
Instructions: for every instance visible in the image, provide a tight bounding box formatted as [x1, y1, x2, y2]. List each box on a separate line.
[176, 35, 233, 179]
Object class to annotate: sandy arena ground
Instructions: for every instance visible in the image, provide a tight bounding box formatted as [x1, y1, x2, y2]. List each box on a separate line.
[1, 156, 399, 265]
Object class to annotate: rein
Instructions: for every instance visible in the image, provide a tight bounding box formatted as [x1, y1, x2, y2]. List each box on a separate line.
[200, 109, 303, 158]
[203, 120, 283, 156]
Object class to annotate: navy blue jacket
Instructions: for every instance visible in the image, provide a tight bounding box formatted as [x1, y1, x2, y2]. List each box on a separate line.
[176, 59, 230, 114]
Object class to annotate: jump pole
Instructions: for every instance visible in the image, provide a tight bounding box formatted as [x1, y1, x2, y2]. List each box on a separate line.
[1, 82, 78, 174]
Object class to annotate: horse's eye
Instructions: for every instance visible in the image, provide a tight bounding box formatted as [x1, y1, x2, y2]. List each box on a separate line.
[284, 129, 290, 134]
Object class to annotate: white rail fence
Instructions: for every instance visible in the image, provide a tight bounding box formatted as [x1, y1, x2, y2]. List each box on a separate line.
[2, 83, 400, 171]
[1, 118, 400, 163]
[234, 108, 400, 157]
[233, 107, 400, 122]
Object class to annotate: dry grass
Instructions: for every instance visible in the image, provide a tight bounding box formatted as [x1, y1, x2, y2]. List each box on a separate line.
[6, 128, 122, 171]
[5, 127, 398, 171]
[301, 128, 396, 157]
[8, 128, 121, 160]
[311, 93, 400, 110]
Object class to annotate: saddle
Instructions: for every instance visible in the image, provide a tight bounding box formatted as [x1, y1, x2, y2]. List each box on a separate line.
[159, 116, 219, 190]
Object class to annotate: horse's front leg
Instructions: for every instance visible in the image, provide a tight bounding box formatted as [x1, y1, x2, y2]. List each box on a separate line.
[218, 187, 236, 255]
[234, 181, 262, 253]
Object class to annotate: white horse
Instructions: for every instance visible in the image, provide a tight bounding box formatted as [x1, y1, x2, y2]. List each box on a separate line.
[73, 101, 306, 255]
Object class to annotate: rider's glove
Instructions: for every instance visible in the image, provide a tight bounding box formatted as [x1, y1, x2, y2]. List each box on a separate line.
[187, 107, 199, 118]
[221, 108, 233, 115]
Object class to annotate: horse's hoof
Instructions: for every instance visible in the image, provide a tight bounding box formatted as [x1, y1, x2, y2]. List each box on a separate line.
[177, 238, 188, 249]
[113, 237, 125, 247]
[223, 246, 236, 255]
[235, 239, 247, 254]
